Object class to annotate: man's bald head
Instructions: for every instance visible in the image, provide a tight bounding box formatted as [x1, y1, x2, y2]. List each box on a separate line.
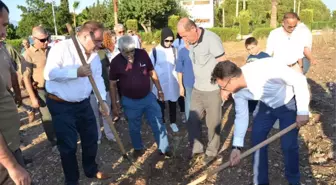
[177, 17, 197, 32]
[177, 17, 199, 44]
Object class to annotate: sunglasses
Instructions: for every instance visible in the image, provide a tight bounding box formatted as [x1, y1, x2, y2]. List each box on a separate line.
[164, 39, 174, 43]
[35, 36, 49, 43]
[89, 32, 103, 48]
[118, 31, 125, 34]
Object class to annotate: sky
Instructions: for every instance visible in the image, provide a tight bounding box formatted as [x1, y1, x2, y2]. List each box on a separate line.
[3, 0, 95, 23]
[3, 0, 336, 23]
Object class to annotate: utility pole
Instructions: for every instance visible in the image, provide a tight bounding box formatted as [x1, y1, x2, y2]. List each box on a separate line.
[294, 0, 296, 12]
[51, 0, 58, 35]
[243, 0, 246, 10]
[297, 0, 301, 16]
[113, 0, 118, 25]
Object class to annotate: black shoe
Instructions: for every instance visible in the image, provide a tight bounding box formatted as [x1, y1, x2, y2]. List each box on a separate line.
[133, 149, 146, 159]
[159, 151, 173, 158]
[202, 155, 216, 165]
[24, 157, 33, 165]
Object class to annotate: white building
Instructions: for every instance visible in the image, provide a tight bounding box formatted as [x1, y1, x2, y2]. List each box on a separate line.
[180, 0, 214, 28]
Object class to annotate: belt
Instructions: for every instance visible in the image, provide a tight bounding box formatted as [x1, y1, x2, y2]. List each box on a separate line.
[288, 62, 298, 67]
[47, 93, 74, 103]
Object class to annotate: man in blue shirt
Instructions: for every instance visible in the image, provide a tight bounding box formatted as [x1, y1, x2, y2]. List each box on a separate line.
[245, 37, 270, 63]
[175, 41, 195, 120]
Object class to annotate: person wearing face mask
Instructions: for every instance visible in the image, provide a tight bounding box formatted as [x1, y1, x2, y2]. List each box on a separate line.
[44, 21, 111, 185]
[149, 27, 185, 133]
[22, 26, 57, 148]
[109, 35, 171, 159]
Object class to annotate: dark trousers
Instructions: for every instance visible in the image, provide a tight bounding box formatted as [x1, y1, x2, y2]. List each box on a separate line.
[157, 96, 185, 124]
[37, 89, 57, 146]
[0, 149, 25, 185]
[252, 98, 299, 184]
[46, 97, 98, 185]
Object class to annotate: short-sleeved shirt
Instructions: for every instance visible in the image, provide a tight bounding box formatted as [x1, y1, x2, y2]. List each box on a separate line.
[109, 49, 154, 99]
[0, 65, 20, 152]
[266, 27, 304, 65]
[0, 46, 16, 88]
[175, 47, 195, 88]
[22, 46, 47, 88]
[189, 28, 225, 91]
[173, 39, 185, 50]
[246, 52, 270, 63]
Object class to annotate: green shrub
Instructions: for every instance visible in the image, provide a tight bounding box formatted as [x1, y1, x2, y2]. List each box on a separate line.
[239, 10, 251, 35]
[126, 19, 138, 31]
[6, 39, 22, 51]
[208, 27, 239, 41]
[168, 15, 180, 31]
[312, 21, 336, 30]
[139, 30, 161, 44]
[300, 9, 314, 30]
[252, 27, 274, 39]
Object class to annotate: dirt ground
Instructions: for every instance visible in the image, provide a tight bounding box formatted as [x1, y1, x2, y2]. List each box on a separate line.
[18, 31, 336, 185]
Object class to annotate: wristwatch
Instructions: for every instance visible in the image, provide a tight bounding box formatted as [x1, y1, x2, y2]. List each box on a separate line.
[158, 90, 163, 94]
[232, 146, 242, 151]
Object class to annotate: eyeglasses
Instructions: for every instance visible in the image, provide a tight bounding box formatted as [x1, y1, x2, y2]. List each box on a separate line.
[219, 77, 232, 91]
[164, 39, 174, 43]
[89, 31, 103, 48]
[34, 36, 49, 43]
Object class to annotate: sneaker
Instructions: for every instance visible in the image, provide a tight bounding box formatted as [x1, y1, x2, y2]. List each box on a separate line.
[170, 123, 179, 132]
[273, 119, 280, 129]
[181, 113, 187, 123]
[97, 140, 101, 144]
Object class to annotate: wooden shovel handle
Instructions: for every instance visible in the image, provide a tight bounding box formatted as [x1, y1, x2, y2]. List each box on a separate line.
[65, 23, 128, 157]
[187, 122, 298, 185]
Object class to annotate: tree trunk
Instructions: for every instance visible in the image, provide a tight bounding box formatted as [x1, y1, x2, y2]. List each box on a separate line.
[294, 0, 296, 12]
[243, 0, 246, 10]
[236, 0, 239, 17]
[270, 0, 278, 28]
[147, 20, 152, 33]
[140, 22, 148, 33]
[113, 0, 118, 25]
[222, 1, 225, 27]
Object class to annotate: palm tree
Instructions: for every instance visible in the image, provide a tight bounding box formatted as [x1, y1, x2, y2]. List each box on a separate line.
[73, 1, 80, 27]
[236, 0, 239, 17]
[270, 0, 278, 28]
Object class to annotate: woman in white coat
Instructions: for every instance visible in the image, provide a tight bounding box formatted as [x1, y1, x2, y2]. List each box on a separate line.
[149, 27, 185, 132]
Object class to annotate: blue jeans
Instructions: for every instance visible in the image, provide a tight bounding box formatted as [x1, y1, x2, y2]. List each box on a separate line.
[252, 98, 300, 184]
[121, 92, 169, 153]
[303, 57, 311, 75]
[46, 97, 98, 185]
[185, 87, 193, 120]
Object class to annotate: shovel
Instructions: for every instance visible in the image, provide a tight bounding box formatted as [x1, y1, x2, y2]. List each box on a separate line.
[65, 23, 132, 163]
[187, 122, 298, 185]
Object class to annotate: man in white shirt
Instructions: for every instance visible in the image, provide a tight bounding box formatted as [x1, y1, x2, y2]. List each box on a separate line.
[295, 19, 317, 74]
[210, 59, 310, 185]
[44, 21, 110, 185]
[266, 12, 304, 73]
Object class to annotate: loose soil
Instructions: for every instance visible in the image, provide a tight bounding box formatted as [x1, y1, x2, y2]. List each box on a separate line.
[18, 31, 336, 185]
